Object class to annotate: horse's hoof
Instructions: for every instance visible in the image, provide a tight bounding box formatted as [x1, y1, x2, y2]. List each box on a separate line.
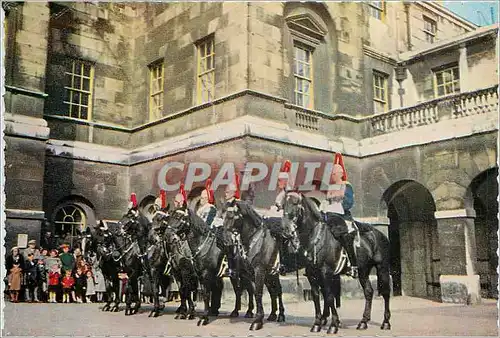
[188, 313, 196, 320]
[230, 310, 239, 318]
[357, 321, 368, 330]
[267, 313, 277, 322]
[202, 318, 209, 326]
[180, 314, 187, 320]
[310, 325, 322, 333]
[277, 314, 285, 323]
[380, 322, 391, 330]
[327, 326, 339, 334]
[244, 311, 254, 318]
[249, 321, 263, 331]
[197, 319, 202, 326]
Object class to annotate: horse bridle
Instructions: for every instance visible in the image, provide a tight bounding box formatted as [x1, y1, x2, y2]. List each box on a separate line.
[283, 192, 305, 250]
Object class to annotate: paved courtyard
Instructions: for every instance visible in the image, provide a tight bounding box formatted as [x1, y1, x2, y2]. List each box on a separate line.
[2, 296, 498, 336]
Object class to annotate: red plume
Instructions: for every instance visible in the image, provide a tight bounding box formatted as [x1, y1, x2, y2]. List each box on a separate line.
[179, 184, 187, 204]
[205, 179, 215, 204]
[281, 160, 291, 173]
[130, 193, 138, 208]
[234, 173, 241, 199]
[160, 189, 167, 208]
[334, 153, 347, 181]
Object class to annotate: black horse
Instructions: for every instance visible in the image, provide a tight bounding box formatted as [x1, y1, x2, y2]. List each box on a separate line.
[281, 192, 391, 333]
[223, 199, 286, 331]
[165, 206, 229, 326]
[146, 206, 175, 318]
[85, 221, 123, 312]
[153, 206, 257, 322]
[115, 208, 153, 316]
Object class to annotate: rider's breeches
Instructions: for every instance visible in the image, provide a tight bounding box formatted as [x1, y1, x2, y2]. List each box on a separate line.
[325, 212, 357, 267]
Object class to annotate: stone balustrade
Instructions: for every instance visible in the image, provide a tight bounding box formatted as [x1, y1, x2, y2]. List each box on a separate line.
[370, 85, 498, 135]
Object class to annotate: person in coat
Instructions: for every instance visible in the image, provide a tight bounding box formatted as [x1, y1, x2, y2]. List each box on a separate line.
[6, 247, 24, 303]
[24, 253, 39, 302]
[59, 244, 75, 274]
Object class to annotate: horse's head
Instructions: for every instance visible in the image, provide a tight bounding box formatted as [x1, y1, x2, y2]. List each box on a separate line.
[281, 192, 304, 254]
[117, 206, 143, 237]
[166, 206, 191, 239]
[222, 198, 244, 233]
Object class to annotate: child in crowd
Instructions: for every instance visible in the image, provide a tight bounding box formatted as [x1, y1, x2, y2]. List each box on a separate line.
[36, 257, 47, 302]
[24, 253, 38, 302]
[48, 264, 61, 303]
[85, 270, 96, 303]
[61, 270, 75, 303]
[74, 267, 87, 303]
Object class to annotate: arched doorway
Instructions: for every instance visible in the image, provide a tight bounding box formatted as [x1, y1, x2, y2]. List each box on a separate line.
[53, 204, 87, 249]
[382, 180, 440, 300]
[467, 167, 498, 299]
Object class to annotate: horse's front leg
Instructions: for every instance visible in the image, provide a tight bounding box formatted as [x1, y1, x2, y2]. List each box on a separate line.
[229, 276, 242, 317]
[357, 267, 374, 330]
[209, 278, 223, 316]
[264, 274, 278, 322]
[124, 280, 132, 316]
[308, 271, 323, 332]
[148, 270, 161, 318]
[242, 275, 255, 318]
[132, 277, 142, 315]
[376, 264, 392, 330]
[102, 279, 113, 311]
[249, 268, 265, 331]
[324, 270, 341, 334]
[197, 281, 210, 326]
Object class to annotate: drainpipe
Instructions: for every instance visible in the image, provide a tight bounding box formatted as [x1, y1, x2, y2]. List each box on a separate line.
[404, 2, 413, 51]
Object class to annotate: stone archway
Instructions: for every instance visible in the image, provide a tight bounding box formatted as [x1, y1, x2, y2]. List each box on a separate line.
[382, 180, 440, 300]
[466, 167, 498, 299]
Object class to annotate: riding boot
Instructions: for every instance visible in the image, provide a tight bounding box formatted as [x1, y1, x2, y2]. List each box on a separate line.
[340, 233, 358, 278]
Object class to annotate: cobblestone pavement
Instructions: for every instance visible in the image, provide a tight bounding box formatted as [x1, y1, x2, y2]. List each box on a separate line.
[2, 296, 498, 337]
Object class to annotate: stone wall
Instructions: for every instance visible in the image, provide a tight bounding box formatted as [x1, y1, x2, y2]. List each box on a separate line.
[3, 2, 51, 248]
[44, 2, 135, 129]
[42, 155, 130, 223]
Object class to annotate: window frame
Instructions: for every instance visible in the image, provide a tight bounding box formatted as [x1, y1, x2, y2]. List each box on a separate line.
[148, 60, 165, 121]
[53, 204, 87, 249]
[423, 16, 437, 43]
[372, 70, 389, 113]
[196, 35, 215, 105]
[63, 59, 95, 121]
[293, 42, 315, 110]
[433, 64, 460, 98]
[368, 0, 385, 21]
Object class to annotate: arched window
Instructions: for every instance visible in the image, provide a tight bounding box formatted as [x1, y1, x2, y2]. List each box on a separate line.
[54, 204, 87, 249]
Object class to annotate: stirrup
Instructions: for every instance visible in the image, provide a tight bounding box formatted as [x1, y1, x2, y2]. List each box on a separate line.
[347, 266, 358, 278]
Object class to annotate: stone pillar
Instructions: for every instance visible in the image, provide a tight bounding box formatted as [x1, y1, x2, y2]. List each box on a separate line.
[435, 209, 481, 305]
[4, 2, 51, 249]
[458, 43, 469, 92]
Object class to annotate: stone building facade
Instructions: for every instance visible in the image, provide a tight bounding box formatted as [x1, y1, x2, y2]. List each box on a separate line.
[3, 2, 498, 303]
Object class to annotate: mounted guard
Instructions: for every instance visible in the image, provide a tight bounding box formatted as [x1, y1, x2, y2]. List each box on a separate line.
[320, 153, 359, 278]
[197, 179, 217, 228]
[223, 173, 242, 279]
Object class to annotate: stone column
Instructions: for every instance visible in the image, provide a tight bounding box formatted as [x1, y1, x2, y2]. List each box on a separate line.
[435, 208, 481, 305]
[458, 43, 469, 92]
[4, 2, 51, 249]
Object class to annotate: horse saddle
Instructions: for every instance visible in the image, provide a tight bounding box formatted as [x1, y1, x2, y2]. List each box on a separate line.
[353, 221, 372, 233]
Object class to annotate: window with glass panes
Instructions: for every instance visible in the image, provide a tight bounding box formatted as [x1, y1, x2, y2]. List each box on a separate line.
[368, 1, 384, 20]
[294, 44, 313, 109]
[424, 16, 437, 43]
[434, 65, 460, 97]
[197, 36, 215, 104]
[373, 71, 388, 113]
[63, 60, 94, 120]
[149, 62, 164, 121]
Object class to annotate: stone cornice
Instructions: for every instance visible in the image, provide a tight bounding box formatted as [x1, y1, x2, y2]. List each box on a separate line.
[363, 45, 398, 66]
[416, 2, 478, 31]
[5, 209, 46, 220]
[399, 24, 498, 63]
[5, 85, 48, 99]
[434, 209, 477, 219]
[4, 113, 50, 140]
